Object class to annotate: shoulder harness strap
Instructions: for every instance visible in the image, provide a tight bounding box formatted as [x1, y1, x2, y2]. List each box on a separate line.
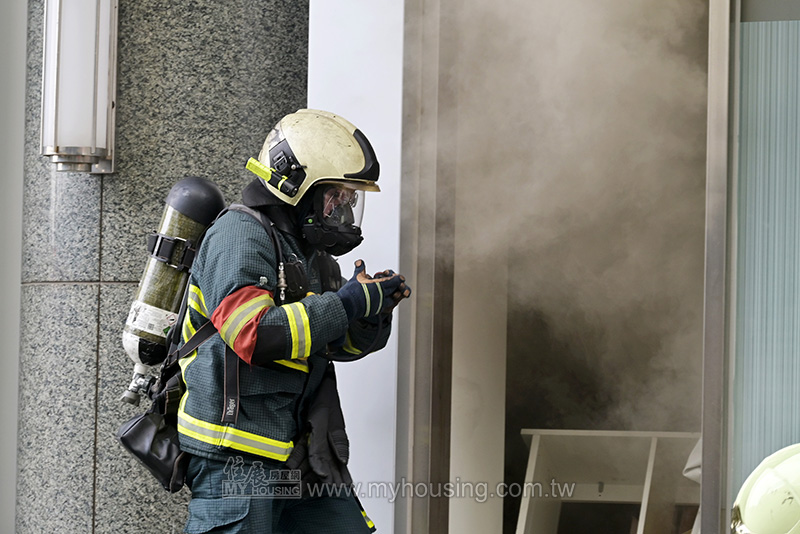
[164, 204, 287, 425]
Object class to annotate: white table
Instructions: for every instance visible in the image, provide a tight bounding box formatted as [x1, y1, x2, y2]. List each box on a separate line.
[516, 429, 701, 534]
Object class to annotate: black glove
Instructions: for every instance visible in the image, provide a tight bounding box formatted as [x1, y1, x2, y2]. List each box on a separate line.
[285, 364, 352, 492]
[369, 268, 412, 315]
[336, 260, 409, 322]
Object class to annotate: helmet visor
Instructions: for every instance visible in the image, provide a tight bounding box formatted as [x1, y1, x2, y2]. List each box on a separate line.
[318, 184, 364, 229]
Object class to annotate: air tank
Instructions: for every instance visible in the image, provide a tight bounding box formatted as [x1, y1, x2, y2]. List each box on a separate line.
[121, 176, 225, 404]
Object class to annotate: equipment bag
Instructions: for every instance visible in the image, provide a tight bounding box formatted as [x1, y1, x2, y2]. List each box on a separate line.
[117, 321, 217, 492]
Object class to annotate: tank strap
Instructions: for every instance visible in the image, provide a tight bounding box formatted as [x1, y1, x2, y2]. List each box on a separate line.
[146, 232, 196, 271]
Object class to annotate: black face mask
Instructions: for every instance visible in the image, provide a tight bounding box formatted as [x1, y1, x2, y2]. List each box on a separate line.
[302, 185, 364, 256]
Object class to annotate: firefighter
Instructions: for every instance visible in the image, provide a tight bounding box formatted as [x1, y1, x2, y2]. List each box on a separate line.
[178, 109, 410, 533]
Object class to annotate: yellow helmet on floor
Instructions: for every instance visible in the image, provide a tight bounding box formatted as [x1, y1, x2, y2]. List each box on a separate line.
[732, 443, 800, 534]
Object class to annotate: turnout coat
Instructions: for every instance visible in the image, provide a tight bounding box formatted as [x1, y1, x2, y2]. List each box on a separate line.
[177, 199, 390, 463]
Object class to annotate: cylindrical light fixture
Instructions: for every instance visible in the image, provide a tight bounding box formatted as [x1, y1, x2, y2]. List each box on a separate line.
[40, 0, 118, 174]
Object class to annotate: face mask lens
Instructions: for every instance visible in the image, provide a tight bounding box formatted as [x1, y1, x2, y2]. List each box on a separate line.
[320, 186, 363, 227]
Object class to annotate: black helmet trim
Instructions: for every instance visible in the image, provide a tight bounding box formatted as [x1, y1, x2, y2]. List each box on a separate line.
[343, 129, 380, 183]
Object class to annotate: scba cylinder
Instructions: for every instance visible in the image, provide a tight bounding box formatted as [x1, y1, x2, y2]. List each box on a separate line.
[121, 176, 225, 404]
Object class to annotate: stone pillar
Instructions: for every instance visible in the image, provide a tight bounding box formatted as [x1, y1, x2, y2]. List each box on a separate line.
[18, 1, 308, 532]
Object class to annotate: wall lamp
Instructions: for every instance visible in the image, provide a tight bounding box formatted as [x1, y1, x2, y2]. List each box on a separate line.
[40, 0, 118, 174]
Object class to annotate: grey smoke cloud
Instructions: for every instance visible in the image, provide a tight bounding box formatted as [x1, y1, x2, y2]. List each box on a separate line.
[413, 1, 710, 530]
[451, 0, 709, 433]
[463, 1, 711, 530]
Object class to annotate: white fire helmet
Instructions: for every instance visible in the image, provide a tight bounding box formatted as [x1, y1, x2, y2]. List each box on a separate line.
[244, 109, 380, 255]
[245, 108, 380, 206]
[732, 443, 800, 534]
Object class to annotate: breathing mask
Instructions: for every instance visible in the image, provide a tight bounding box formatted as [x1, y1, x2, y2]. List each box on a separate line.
[303, 183, 364, 256]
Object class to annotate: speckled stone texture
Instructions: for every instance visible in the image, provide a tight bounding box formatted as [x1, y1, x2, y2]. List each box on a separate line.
[19, 0, 309, 531]
[104, 0, 309, 282]
[17, 284, 98, 533]
[96, 284, 190, 534]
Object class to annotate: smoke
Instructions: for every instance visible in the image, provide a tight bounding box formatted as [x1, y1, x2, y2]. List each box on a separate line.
[448, 1, 711, 530]
[449, 0, 708, 431]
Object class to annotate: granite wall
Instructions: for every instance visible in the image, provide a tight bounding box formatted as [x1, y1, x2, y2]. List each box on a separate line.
[18, 1, 308, 531]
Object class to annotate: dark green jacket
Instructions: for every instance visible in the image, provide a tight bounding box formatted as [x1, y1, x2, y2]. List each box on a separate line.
[177, 208, 390, 463]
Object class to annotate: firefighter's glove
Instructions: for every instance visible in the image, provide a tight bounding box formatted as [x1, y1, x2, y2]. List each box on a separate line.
[286, 366, 352, 490]
[285, 434, 311, 480]
[307, 410, 352, 488]
[336, 260, 408, 322]
[371, 269, 412, 314]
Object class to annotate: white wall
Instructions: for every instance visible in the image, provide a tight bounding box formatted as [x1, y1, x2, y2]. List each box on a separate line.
[308, 2, 404, 532]
[0, 0, 26, 531]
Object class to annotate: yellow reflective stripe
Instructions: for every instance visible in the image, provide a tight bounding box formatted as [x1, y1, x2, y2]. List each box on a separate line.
[296, 304, 311, 358]
[361, 284, 371, 316]
[219, 294, 275, 346]
[178, 348, 198, 374]
[284, 305, 300, 359]
[182, 312, 197, 343]
[177, 410, 294, 461]
[187, 285, 208, 318]
[362, 511, 375, 529]
[273, 359, 310, 373]
[178, 319, 199, 375]
[283, 303, 311, 359]
[177, 334, 198, 437]
[343, 332, 362, 355]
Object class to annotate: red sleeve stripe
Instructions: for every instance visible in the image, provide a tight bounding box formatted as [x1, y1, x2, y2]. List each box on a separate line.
[211, 286, 275, 364]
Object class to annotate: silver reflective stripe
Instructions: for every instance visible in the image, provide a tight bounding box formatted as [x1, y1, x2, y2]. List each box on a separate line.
[188, 285, 209, 318]
[219, 294, 273, 345]
[284, 303, 310, 359]
[290, 303, 309, 359]
[361, 284, 371, 316]
[178, 414, 293, 459]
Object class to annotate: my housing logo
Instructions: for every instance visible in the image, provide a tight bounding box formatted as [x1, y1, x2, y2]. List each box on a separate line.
[222, 456, 301, 499]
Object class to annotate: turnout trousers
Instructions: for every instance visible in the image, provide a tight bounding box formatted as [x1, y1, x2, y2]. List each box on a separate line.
[184, 455, 375, 534]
